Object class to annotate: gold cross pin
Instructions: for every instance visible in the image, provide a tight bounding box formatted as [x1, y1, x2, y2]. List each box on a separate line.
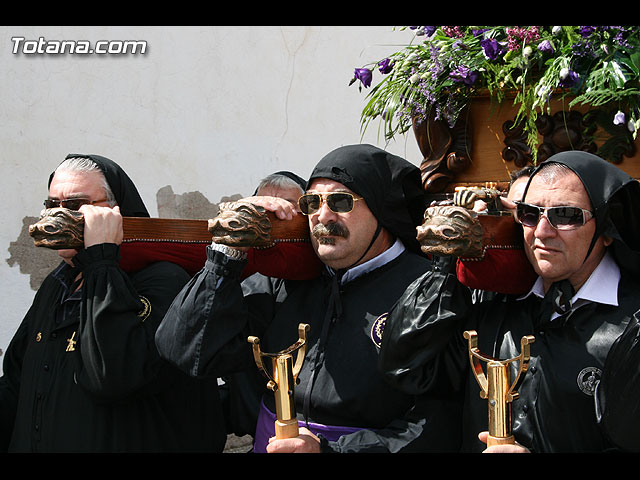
[66, 331, 77, 352]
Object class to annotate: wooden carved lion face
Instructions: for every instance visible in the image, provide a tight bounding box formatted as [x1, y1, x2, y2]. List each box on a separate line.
[208, 201, 273, 247]
[417, 205, 483, 258]
[29, 208, 85, 250]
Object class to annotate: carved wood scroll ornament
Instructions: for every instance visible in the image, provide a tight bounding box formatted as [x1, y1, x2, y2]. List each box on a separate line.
[413, 104, 636, 192]
[413, 109, 473, 194]
[503, 108, 636, 167]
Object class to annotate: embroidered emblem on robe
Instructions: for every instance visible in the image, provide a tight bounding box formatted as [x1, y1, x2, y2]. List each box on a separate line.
[577, 366, 602, 396]
[370, 313, 387, 348]
[137, 296, 151, 321]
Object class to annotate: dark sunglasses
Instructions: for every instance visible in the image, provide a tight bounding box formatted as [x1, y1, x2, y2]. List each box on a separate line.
[44, 197, 108, 211]
[298, 192, 362, 215]
[515, 202, 593, 230]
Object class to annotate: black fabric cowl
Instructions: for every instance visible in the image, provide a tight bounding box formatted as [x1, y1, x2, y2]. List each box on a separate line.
[48, 153, 149, 218]
[524, 150, 640, 276]
[307, 144, 426, 254]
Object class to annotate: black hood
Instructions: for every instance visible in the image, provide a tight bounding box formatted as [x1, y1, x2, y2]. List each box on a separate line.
[49, 154, 149, 218]
[307, 144, 426, 253]
[524, 150, 640, 275]
[252, 170, 307, 195]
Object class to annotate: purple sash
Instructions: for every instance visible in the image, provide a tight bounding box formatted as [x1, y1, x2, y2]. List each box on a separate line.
[253, 399, 364, 453]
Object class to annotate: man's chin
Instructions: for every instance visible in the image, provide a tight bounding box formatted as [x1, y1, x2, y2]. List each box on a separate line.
[314, 244, 345, 267]
[58, 249, 78, 265]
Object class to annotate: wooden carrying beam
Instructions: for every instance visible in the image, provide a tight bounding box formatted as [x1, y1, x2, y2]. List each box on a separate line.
[28, 202, 311, 275]
[29, 203, 310, 250]
[122, 217, 214, 243]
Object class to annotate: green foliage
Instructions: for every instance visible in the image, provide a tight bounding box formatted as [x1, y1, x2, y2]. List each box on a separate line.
[351, 26, 640, 161]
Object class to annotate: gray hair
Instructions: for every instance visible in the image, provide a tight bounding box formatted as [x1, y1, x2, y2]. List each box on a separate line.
[533, 161, 573, 183]
[55, 156, 117, 206]
[255, 173, 304, 195]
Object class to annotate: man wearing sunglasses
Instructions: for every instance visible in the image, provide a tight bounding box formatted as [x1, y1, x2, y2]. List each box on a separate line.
[379, 150, 640, 453]
[456, 166, 538, 295]
[157, 144, 463, 453]
[0, 154, 227, 453]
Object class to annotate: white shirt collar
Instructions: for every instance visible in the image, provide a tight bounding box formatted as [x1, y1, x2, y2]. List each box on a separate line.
[334, 237, 405, 284]
[522, 250, 620, 318]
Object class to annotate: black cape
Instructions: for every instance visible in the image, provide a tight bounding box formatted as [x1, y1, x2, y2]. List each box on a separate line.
[156, 145, 462, 452]
[380, 151, 640, 452]
[524, 152, 640, 451]
[0, 154, 226, 452]
[156, 246, 461, 452]
[379, 256, 640, 452]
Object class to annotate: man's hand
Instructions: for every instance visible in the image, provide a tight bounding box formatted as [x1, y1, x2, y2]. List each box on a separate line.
[478, 431, 530, 453]
[266, 427, 321, 453]
[80, 204, 123, 248]
[244, 195, 298, 221]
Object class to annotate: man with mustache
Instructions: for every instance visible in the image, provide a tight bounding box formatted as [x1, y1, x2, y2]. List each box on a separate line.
[379, 151, 640, 453]
[156, 144, 463, 453]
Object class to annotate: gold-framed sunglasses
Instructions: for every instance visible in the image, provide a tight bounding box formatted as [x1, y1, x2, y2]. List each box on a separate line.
[298, 192, 362, 215]
[44, 197, 108, 211]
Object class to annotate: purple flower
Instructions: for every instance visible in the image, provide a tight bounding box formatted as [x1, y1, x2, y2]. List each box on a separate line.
[378, 58, 394, 74]
[481, 38, 503, 60]
[537, 40, 554, 53]
[354, 68, 373, 88]
[424, 26, 437, 37]
[613, 110, 626, 125]
[559, 68, 579, 87]
[579, 26, 597, 37]
[450, 65, 479, 86]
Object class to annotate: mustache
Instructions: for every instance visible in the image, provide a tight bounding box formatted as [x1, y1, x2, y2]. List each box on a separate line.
[312, 222, 349, 242]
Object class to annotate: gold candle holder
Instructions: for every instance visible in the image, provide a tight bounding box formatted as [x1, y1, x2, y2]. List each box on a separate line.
[248, 323, 310, 439]
[463, 330, 535, 447]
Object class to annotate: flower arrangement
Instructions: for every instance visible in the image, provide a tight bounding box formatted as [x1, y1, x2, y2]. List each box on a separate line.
[351, 26, 640, 161]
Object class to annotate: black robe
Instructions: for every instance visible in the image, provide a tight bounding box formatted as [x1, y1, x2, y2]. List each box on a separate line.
[156, 246, 463, 453]
[0, 244, 227, 452]
[378, 257, 640, 452]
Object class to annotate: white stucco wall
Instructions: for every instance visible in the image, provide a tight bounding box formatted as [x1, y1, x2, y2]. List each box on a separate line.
[0, 25, 423, 370]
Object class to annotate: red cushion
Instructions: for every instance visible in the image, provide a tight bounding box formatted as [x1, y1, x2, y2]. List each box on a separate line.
[120, 241, 208, 276]
[243, 242, 324, 280]
[119, 240, 324, 281]
[456, 248, 537, 295]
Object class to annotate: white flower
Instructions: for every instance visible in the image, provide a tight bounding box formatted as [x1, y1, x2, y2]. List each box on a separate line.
[628, 119, 636, 133]
[409, 73, 420, 84]
[523, 46, 533, 58]
[552, 26, 562, 35]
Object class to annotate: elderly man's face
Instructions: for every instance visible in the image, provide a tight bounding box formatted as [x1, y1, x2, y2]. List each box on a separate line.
[305, 179, 381, 270]
[256, 185, 303, 212]
[522, 169, 610, 292]
[48, 169, 110, 265]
